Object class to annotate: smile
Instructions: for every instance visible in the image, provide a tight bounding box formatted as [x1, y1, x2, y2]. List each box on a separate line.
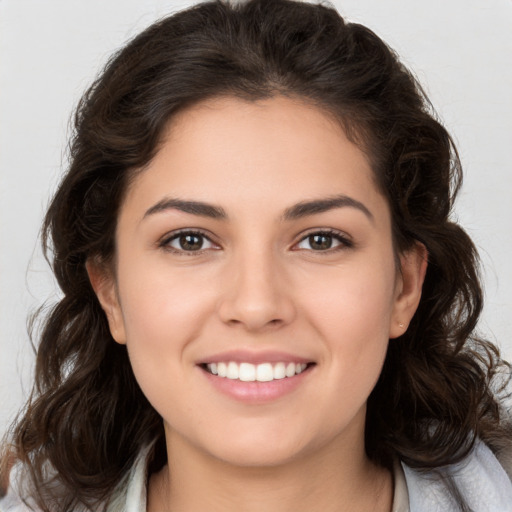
[204, 361, 309, 382]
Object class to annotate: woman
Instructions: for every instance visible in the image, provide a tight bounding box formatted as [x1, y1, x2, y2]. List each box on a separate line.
[1, 0, 511, 510]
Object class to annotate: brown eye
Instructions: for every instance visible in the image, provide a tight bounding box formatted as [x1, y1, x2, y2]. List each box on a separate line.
[163, 231, 216, 252]
[178, 233, 203, 251]
[308, 234, 333, 250]
[295, 230, 352, 252]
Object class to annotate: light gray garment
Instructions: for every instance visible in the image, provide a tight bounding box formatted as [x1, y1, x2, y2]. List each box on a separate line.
[2, 440, 512, 511]
[402, 440, 512, 511]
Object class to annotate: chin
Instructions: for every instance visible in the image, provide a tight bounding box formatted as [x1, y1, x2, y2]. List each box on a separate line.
[210, 442, 305, 469]
[199, 424, 325, 469]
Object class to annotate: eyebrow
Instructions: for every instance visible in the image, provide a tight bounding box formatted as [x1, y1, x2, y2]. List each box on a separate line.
[282, 195, 374, 223]
[143, 198, 227, 220]
[143, 194, 373, 223]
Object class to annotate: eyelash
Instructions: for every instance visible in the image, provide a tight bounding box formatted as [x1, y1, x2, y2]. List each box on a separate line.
[158, 228, 353, 255]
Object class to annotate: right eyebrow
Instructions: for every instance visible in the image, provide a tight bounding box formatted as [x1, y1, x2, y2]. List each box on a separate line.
[143, 198, 228, 220]
[282, 194, 374, 223]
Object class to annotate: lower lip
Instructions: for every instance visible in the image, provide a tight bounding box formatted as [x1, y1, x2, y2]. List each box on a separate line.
[200, 366, 313, 403]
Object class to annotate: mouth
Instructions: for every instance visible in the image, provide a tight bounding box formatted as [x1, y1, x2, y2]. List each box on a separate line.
[200, 361, 315, 382]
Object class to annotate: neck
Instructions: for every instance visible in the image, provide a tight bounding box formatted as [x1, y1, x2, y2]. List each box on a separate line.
[147, 424, 392, 512]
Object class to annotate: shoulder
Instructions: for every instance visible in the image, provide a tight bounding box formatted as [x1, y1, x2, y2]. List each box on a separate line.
[0, 444, 152, 512]
[402, 439, 512, 512]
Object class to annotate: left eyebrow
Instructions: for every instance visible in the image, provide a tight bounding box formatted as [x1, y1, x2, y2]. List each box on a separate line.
[143, 198, 228, 220]
[282, 195, 374, 223]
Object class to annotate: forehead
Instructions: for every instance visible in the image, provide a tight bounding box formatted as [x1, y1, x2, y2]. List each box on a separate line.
[122, 95, 387, 221]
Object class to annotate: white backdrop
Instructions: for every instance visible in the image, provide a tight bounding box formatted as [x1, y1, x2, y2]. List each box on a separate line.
[1, 0, 511, 434]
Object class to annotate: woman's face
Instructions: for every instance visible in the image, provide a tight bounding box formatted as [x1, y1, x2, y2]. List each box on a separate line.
[92, 96, 425, 468]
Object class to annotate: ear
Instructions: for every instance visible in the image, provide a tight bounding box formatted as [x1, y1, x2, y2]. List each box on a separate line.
[86, 259, 127, 345]
[389, 242, 428, 339]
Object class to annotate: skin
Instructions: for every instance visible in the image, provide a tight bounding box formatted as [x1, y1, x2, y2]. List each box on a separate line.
[89, 95, 427, 512]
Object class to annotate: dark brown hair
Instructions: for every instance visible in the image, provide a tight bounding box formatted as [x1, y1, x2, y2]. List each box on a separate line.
[2, 0, 511, 510]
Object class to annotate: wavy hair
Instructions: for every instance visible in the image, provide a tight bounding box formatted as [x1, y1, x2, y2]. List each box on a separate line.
[2, 0, 510, 510]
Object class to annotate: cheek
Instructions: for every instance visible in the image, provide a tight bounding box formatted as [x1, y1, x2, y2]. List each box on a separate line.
[114, 256, 217, 389]
[114, 267, 213, 420]
[117, 252, 213, 339]
[303, 255, 396, 330]
[300, 257, 396, 384]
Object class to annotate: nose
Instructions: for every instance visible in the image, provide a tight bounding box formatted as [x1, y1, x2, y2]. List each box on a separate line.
[217, 248, 296, 332]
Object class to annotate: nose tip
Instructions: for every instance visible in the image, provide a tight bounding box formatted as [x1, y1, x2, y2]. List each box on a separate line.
[217, 260, 295, 332]
[222, 303, 286, 332]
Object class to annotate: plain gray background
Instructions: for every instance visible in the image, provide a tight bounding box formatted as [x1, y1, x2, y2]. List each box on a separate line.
[1, 0, 511, 434]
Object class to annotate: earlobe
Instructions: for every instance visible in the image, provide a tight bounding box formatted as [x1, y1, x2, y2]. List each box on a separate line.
[389, 242, 428, 339]
[86, 259, 127, 345]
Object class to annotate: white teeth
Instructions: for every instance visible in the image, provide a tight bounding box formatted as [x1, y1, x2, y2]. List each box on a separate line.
[273, 362, 286, 380]
[239, 362, 256, 382]
[256, 363, 273, 382]
[217, 362, 227, 377]
[205, 361, 309, 381]
[227, 361, 239, 379]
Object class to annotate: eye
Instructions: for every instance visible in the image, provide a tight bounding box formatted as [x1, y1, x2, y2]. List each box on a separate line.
[294, 230, 352, 252]
[160, 230, 218, 253]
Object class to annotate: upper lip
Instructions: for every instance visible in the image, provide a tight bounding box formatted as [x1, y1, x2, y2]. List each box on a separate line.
[197, 350, 314, 365]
